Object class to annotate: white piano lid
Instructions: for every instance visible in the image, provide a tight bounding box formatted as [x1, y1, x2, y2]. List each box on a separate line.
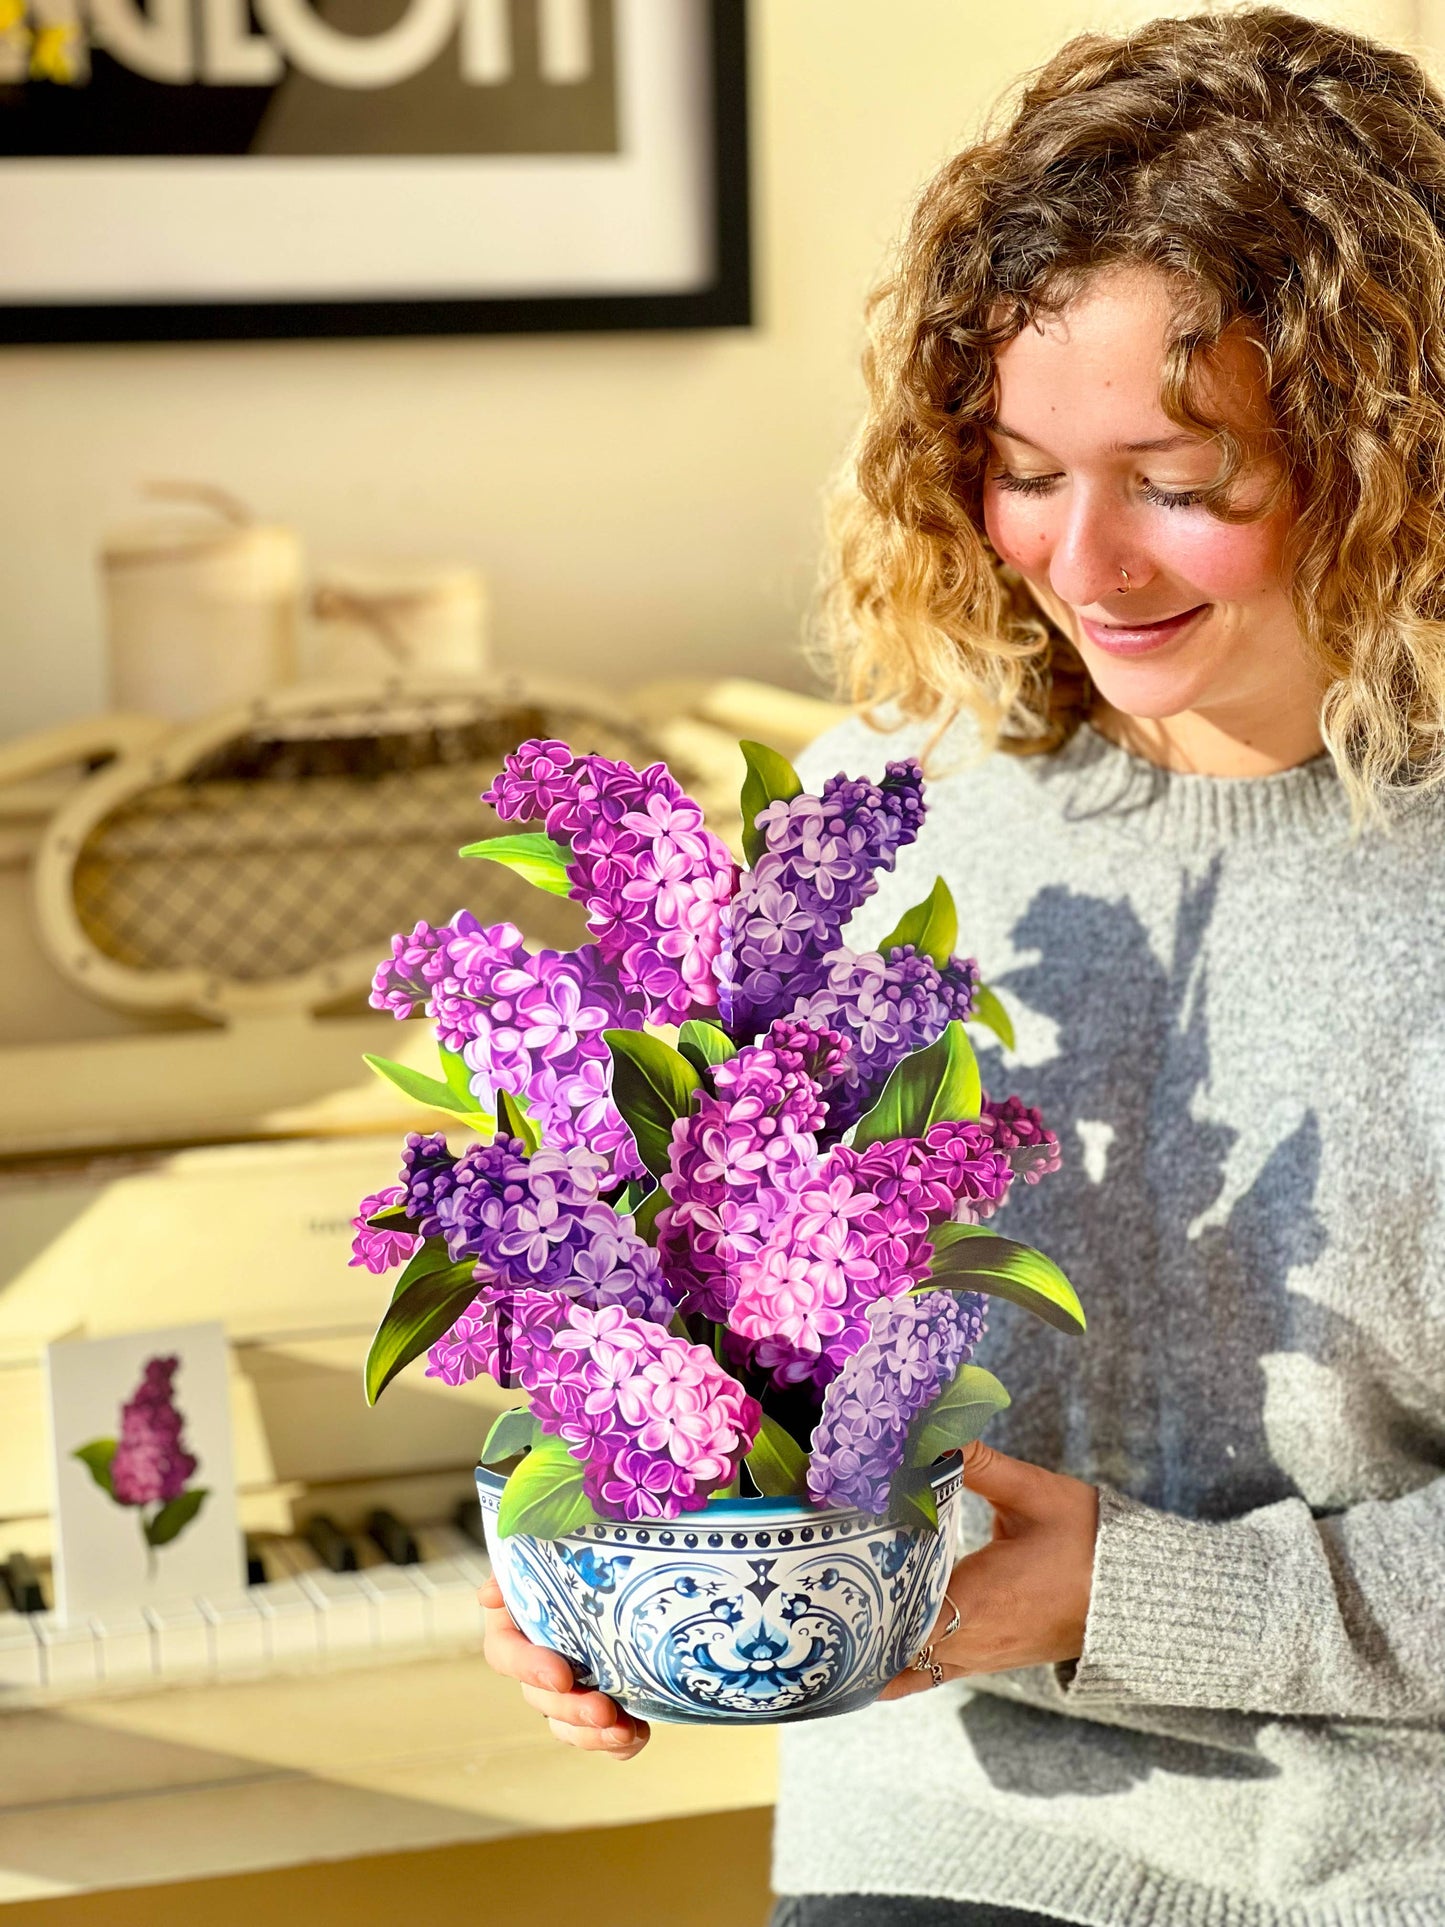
[0, 1133, 410, 1353]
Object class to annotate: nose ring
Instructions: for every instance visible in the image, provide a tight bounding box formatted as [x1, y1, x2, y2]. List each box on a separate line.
[1118, 567, 1131, 594]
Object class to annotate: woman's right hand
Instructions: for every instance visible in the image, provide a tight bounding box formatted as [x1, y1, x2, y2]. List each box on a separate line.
[480, 1578, 651, 1758]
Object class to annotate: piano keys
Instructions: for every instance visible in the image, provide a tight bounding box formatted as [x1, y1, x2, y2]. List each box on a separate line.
[0, 1518, 491, 1701]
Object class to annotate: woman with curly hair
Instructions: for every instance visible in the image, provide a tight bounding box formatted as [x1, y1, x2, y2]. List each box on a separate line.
[483, 8, 1445, 1922]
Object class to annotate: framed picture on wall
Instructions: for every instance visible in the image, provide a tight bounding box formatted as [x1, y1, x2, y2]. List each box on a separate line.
[0, 0, 749, 343]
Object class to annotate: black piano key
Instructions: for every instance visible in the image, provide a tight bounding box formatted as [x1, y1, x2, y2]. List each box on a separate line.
[3, 1552, 45, 1614]
[367, 1509, 418, 1566]
[453, 1495, 487, 1549]
[245, 1537, 268, 1586]
[304, 1514, 358, 1573]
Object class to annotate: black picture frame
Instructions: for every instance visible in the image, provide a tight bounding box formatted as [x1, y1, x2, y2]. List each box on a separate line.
[0, 0, 750, 347]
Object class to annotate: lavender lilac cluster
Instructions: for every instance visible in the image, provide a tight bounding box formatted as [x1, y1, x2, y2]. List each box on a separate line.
[350, 1132, 675, 1327]
[806, 1291, 987, 1517]
[110, 1356, 199, 1508]
[793, 943, 980, 1132]
[655, 1018, 848, 1320]
[370, 915, 647, 1183]
[721, 762, 926, 1037]
[483, 740, 736, 1026]
[427, 1291, 761, 1522]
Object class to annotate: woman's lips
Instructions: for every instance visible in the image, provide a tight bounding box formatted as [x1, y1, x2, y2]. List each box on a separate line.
[1078, 605, 1208, 657]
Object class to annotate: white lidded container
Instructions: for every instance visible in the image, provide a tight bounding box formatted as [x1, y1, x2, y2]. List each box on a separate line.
[101, 487, 303, 721]
[307, 561, 490, 680]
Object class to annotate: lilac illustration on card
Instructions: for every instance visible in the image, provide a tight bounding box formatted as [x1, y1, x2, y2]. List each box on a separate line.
[72, 1354, 210, 1577]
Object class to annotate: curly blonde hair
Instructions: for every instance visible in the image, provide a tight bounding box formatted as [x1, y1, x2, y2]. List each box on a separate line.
[820, 4, 1445, 820]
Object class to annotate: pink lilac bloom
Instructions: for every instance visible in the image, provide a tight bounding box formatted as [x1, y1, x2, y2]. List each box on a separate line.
[349, 1185, 421, 1274]
[369, 919, 452, 1018]
[793, 944, 980, 1133]
[721, 761, 926, 1037]
[482, 741, 737, 1026]
[806, 1290, 987, 1517]
[727, 1143, 932, 1389]
[433, 1294, 762, 1518]
[654, 1019, 849, 1320]
[109, 1356, 199, 1507]
[425, 1293, 761, 1523]
[728, 1112, 1035, 1389]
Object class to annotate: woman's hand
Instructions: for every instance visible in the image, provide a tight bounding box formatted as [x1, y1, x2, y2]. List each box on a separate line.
[479, 1577, 651, 1758]
[878, 1438, 1099, 1699]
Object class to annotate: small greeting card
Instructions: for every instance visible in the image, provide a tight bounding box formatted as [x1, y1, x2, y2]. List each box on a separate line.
[45, 1321, 244, 1624]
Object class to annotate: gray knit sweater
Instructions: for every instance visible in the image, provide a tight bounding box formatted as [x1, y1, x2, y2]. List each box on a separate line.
[771, 714, 1445, 1927]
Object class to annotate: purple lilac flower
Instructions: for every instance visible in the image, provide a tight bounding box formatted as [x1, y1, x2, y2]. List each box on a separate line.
[727, 1114, 1029, 1388]
[654, 1019, 848, 1320]
[397, 1132, 460, 1238]
[792, 944, 980, 1132]
[806, 1291, 987, 1516]
[721, 761, 927, 1037]
[483, 741, 736, 1026]
[982, 1095, 1063, 1183]
[426, 1136, 676, 1325]
[110, 1356, 199, 1507]
[369, 919, 452, 1018]
[349, 1185, 422, 1274]
[370, 914, 648, 1185]
[425, 1293, 762, 1522]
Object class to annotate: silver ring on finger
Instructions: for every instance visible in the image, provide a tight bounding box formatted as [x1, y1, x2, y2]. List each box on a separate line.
[938, 1598, 962, 1643]
[909, 1640, 935, 1674]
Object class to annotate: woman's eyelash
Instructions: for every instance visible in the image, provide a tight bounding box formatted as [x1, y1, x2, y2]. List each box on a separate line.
[988, 469, 1208, 510]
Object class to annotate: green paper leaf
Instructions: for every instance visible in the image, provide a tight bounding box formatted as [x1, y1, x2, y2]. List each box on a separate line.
[363, 1053, 494, 1129]
[481, 1407, 539, 1469]
[457, 832, 573, 897]
[72, 1437, 116, 1498]
[908, 1364, 1011, 1468]
[917, 1224, 1086, 1336]
[603, 1030, 701, 1179]
[365, 1201, 414, 1231]
[440, 1045, 477, 1106]
[851, 1020, 981, 1151]
[744, 1415, 809, 1498]
[497, 1087, 541, 1155]
[887, 1467, 940, 1533]
[739, 739, 803, 868]
[388, 1234, 454, 1305]
[145, 1487, 209, 1548]
[970, 983, 1016, 1052]
[631, 1183, 668, 1243]
[677, 1020, 739, 1077]
[879, 878, 959, 968]
[496, 1433, 605, 1540]
[365, 1258, 483, 1404]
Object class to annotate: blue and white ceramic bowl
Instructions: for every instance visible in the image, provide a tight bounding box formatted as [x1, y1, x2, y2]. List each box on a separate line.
[477, 1453, 964, 1725]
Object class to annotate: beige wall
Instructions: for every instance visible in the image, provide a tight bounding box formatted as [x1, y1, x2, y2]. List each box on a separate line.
[0, 0, 1423, 740]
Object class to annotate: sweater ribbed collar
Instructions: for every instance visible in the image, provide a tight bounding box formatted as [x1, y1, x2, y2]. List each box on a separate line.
[1025, 720, 1353, 847]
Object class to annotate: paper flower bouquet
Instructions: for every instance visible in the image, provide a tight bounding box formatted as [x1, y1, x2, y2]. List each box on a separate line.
[352, 737, 1084, 1721]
